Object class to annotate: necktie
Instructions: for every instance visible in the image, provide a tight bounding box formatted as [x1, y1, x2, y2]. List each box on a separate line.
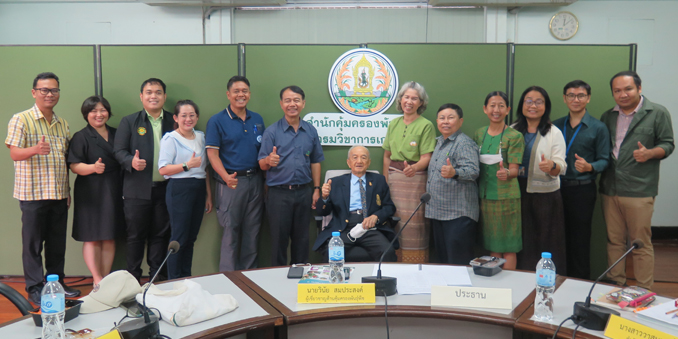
[359, 178, 367, 219]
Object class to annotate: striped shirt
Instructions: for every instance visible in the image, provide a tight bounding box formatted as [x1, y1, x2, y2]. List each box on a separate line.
[5, 105, 70, 201]
[612, 96, 644, 159]
[425, 131, 480, 221]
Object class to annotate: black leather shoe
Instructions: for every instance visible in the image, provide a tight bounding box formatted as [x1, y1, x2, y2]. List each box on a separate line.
[61, 282, 82, 298]
[28, 288, 41, 306]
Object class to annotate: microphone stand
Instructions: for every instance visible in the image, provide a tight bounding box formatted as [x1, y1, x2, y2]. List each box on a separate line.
[572, 241, 642, 330]
[362, 193, 430, 296]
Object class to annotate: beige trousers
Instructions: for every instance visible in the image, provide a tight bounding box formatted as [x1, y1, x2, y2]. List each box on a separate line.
[601, 194, 655, 289]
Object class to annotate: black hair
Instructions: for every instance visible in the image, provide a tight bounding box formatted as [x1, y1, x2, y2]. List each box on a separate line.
[140, 78, 166, 93]
[33, 72, 59, 88]
[563, 80, 591, 95]
[513, 86, 552, 137]
[81, 96, 112, 122]
[280, 85, 305, 100]
[173, 99, 200, 130]
[437, 103, 463, 119]
[227, 76, 250, 90]
[483, 91, 509, 106]
[610, 71, 641, 90]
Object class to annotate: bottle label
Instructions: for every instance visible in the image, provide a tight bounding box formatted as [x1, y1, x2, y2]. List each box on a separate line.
[41, 294, 65, 314]
[536, 269, 555, 287]
[328, 246, 344, 261]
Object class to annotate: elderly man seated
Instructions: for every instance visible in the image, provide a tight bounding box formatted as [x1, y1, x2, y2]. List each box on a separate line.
[313, 145, 398, 262]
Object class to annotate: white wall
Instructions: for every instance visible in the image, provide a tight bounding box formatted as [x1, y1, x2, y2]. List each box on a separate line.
[0, 1, 676, 225]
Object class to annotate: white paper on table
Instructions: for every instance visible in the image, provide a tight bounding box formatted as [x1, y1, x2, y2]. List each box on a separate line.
[371, 264, 471, 294]
[637, 300, 678, 326]
[421, 265, 472, 287]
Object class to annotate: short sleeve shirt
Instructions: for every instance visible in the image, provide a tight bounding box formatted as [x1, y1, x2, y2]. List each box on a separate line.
[5, 105, 70, 201]
[257, 118, 324, 186]
[205, 106, 265, 171]
[474, 126, 524, 200]
[382, 116, 436, 162]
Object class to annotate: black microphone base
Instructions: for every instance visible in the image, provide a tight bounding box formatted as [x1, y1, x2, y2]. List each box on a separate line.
[573, 301, 620, 331]
[362, 276, 397, 296]
[116, 314, 160, 339]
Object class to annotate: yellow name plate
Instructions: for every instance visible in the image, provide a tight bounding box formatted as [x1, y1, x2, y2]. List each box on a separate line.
[431, 286, 512, 309]
[298, 283, 376, 303]
[604, 314, 677, 339]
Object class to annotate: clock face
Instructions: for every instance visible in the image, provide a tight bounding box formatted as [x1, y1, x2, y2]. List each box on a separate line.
[550, 11, 578, 40]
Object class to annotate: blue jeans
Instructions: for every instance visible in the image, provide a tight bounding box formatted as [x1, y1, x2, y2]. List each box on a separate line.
[166, 178, 206, 279]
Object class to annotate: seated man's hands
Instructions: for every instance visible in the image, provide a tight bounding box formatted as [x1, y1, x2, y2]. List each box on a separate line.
[362, 215, 378, 229]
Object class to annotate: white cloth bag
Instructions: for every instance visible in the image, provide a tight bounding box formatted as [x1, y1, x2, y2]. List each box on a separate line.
[136, 279, 238, 326]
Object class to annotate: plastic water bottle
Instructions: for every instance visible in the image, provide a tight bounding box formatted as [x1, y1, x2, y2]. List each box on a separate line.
[534, 252, 556, 321]
[328, 231, 345, 283]
[41, 274, 65, 339]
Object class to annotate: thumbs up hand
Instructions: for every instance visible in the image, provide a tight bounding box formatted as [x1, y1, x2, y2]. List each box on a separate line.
[225, 171, 238, 189]
[633, 141, 652, 163]
[403, 161, 416, 177]
[93, 157, 105, 174]
[322, 179, 332, 200]
[35, 135, 51, 155]
[538, 154, 554, 174]
[440, 158, 457, 178]
[187, 151, 202, 169]
[132, 149, 146, 171]
[268, 146, 280, 167]
[496, 160, 509, 181]
[574, 153, 592, 173]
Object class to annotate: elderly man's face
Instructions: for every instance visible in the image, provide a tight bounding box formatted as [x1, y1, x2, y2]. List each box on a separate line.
[347, 146, 371, 177]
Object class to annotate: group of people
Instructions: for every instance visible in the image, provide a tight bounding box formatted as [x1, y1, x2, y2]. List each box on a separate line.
[419, 72, 672, 292]
[6, 70, 670, 305]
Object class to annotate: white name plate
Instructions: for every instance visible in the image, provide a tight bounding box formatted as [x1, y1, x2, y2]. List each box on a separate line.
[431, 286, 512, 310]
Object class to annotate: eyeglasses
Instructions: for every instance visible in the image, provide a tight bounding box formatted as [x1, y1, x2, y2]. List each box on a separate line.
[524, 100, 545, 107]
[34, 88, 60, 95]
[566, 93, 588, 101]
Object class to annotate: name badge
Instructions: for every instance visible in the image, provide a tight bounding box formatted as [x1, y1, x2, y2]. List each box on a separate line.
[431, 286, 512, 309]
[298, 283, 375, 304]
[604, 314, 677, 339]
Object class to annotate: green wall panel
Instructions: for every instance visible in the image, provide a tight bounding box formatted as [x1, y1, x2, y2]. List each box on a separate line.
[100, 45, 239, 276]
[512, 44, 633, 279]
[0, 45, 96, 276]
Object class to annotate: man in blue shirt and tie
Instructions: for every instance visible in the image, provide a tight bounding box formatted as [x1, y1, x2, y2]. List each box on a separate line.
[313, 145, 397, 262]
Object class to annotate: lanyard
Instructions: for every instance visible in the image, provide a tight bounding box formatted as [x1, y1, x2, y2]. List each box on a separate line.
[563, 116, 583, 156]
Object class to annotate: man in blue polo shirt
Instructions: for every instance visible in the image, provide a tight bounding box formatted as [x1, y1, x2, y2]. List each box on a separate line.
[258, 85, 324, 266]
[552, 80, 610, 280]
[206, 76, 265, 271]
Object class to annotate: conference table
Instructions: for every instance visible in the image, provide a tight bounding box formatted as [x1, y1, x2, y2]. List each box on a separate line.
[0, 273, 282, 339]
[2, 264, 676, 339]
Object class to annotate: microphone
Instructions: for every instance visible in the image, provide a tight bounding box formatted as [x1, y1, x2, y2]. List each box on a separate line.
[362, 192, 431, 296]
[572, 239, 644, 330]
[116, 241, 180, 339]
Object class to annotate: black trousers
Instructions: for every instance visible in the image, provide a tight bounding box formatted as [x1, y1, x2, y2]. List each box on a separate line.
[322, 213, 397, 262]
[560, 181, 597, 280]
[431, 217, 476, 265]
[267, 185, 312, 266]
[123, 183, 171, 281]
[20, 199, 68, 292]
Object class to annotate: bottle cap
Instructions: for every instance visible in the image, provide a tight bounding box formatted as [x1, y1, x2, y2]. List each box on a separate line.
[541, 252, 552, 259]
[46, 274, 59, 282]
[332, 231, 340, 237]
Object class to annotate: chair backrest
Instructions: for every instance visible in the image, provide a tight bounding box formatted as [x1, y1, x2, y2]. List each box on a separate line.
[320, 169, 380, 230]
[0, 282, 35, 316]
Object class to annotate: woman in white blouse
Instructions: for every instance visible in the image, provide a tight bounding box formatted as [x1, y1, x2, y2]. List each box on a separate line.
[158, 99, 212, 279]
[512, 86, 568, 274]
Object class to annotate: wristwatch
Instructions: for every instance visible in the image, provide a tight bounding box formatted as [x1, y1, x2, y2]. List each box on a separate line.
[551, 161, 557, 170]
[452, 174, 459, 180]
[182, 163, 189, 172]
[314, 186, 321, 190]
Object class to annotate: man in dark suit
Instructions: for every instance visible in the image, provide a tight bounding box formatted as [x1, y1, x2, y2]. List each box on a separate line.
[313, 145, 397, 262]
[113, 78, 174, 281]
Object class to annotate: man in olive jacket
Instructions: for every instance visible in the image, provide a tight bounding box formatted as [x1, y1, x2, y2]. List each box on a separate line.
[599, 71, 674, 289]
